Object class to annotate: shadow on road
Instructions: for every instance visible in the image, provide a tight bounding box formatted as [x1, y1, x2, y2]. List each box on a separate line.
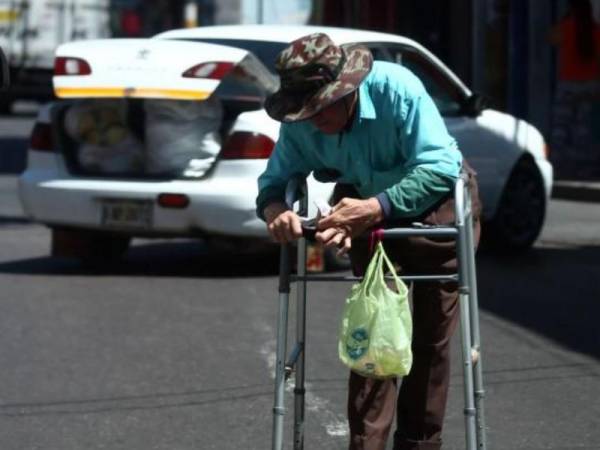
[0, 239, 598, 359]
[0, 240, 282, 278]
[476, 244, 600, 361]
[0, 214, 30, 225]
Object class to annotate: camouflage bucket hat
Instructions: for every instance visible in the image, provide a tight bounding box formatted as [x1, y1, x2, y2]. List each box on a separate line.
[265, 33, 373, 123]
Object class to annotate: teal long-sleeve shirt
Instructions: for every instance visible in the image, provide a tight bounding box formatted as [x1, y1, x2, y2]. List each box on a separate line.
[256, 61, 463, 220]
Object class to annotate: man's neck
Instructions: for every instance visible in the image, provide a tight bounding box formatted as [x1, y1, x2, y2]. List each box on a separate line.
[342, 91, 358, 132]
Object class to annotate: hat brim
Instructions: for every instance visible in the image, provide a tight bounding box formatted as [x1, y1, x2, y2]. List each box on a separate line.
[265, 44, 373, 123]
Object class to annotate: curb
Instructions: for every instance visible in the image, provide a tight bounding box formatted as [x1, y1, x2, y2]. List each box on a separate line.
[552, 181, 600, 203]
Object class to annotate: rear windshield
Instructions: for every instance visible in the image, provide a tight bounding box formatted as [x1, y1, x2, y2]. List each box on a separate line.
[178, 38, 287, 73]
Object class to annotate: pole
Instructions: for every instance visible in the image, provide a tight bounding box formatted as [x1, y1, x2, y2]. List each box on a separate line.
[272, 244, 291, 450]
[455, 177, 478, 450]
[471, 0, 486, 92]
[465, 207, 487, 450]
[257, 0, 263, 24]
[184, 1, 198, 28]
[293, 181, 309, 450]
[294, 238, 307, 450]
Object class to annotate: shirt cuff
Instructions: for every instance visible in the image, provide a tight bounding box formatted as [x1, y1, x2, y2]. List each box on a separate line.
[375, 192, 392, 219]
[256, 186, 286, 221]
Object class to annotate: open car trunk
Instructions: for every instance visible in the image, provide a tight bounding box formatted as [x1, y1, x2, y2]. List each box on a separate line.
[52, 38, 277, 179]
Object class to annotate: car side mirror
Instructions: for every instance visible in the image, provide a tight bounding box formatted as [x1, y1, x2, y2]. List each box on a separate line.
[0, 47, 9, 89]
[463, 93, 488, 117]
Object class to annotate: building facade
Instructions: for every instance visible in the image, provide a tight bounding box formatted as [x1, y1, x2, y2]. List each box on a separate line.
[312, 0, 599, 139]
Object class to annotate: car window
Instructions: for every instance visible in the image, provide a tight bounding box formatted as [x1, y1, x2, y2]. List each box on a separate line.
[373, 44, 464, 117]
[175, 38, 283, 104]
[180, 38, 287, 74]
[367, 46, 390, 62]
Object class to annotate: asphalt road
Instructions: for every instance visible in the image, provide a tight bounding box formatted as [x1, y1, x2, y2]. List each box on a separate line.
[0, 113, 599, 450]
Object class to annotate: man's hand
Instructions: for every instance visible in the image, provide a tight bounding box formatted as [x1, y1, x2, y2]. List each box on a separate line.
[264, 202, 303, 243]
[315, 197, 383, 254]
[315, 226, 352, 256]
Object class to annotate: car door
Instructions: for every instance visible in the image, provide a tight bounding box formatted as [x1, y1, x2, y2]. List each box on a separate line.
[366, 42, 512, 218]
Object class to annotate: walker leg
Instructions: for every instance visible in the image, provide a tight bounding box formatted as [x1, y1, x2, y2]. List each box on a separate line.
[466, 213, 487, 450]
[294, 238, 308, 450]
[457, 219, 478, 450]
[273, 244, 291, 450]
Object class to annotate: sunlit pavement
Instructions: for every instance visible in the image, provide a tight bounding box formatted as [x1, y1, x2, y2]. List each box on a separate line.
[0, 112, 599, 450]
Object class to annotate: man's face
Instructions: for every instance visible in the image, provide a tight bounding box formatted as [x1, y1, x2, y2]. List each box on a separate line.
[309, 95, 353, 134]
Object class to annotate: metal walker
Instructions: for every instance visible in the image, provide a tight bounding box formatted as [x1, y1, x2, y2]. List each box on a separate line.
[272, 173, 487, 450]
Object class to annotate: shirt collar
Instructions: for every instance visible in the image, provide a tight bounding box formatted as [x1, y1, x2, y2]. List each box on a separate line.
[357, 81, 376, 121]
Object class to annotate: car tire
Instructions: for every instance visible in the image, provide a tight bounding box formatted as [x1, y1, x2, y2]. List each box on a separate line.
[51, 228, 131, 270]
[81, 234, 131, 270]
[0, 96, 12, 115]
[484, 157, 546, 252]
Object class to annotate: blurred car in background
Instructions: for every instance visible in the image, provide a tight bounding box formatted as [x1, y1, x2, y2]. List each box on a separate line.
[18, 25, 553, 269]
[0, 0, 111, 114]
[0, 45, 8, 89]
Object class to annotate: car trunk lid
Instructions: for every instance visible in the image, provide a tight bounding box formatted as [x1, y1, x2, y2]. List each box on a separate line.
[53, 38, 278, 101]
[51, 38, 278, 180]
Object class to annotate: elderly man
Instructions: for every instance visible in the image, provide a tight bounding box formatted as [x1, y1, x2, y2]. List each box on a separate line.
[256, 33, 481, 450]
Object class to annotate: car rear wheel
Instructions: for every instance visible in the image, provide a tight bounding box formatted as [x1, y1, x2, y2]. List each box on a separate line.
[51, 228, 131, 270]
[484, 157, 546, 251]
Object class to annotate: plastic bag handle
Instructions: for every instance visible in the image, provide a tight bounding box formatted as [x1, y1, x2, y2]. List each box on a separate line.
[361, 243, 384, 298]
[377, 243, 409, 297]
[368, 228, 385, 255]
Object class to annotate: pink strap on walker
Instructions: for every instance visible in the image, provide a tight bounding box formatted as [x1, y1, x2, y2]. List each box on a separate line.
[368, 228, 385, 255]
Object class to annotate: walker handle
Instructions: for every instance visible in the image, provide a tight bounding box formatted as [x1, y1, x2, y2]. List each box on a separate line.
[284, 174, 308, 209]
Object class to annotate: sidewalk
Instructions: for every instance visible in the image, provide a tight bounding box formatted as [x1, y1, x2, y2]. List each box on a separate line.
[552, 179, 600, 202]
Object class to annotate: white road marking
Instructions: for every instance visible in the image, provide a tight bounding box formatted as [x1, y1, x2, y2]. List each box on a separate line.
[258, 326, 348, 438]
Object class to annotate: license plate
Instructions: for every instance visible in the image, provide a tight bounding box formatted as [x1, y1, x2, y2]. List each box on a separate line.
[101, 199, 153, 229]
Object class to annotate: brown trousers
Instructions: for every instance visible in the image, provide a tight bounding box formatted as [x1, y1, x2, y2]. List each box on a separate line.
[333, 169, 481, 450]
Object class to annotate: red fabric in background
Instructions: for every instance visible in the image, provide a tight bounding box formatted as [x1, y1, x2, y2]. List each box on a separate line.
[558, 16, 600, 81]
[121, 10, 143, 37]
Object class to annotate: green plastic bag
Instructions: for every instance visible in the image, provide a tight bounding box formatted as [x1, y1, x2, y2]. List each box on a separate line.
[338, 242, 412, 378]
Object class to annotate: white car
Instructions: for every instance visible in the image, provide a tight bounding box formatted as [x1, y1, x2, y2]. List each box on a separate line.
[18, 25, 553, 267]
